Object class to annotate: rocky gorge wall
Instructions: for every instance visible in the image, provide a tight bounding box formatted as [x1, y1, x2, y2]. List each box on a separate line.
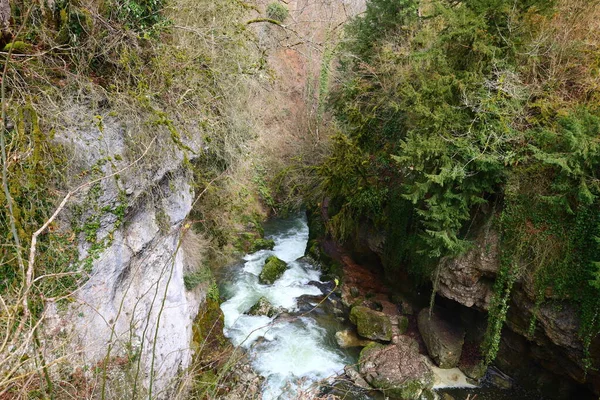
[332, 210, 600, 399]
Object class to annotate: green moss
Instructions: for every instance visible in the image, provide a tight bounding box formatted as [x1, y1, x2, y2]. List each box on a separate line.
[397, 315, 409, 334]
[265, 2, 288, 23]
[192, 298, 228, 363]
[249, 238, 275, 253]
[350, 306, 392, 341]
[259, 256, 288, 285]
[358, 342, 385, 367]
[3, 41, 31, 53]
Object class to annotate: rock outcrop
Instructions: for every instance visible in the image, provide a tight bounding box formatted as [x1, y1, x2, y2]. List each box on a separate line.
[44, 107, 206, 397]
[431, 222, 600, 397]
[359, 338, 434, 399]
[417, 308, 465, 369]
[436, 227, 499, 310]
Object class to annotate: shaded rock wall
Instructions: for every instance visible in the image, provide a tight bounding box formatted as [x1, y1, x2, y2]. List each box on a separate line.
[349, 215, 599, 398]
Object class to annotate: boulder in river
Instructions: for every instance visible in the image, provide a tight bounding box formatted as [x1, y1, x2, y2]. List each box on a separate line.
[417, 307, 465, 368]
[336, 329, 373, 348]
[247, 297, 282, 317]
[359, 337, 434, 399]
[350, 305, 392, 342]
[259, 255, 288, 285]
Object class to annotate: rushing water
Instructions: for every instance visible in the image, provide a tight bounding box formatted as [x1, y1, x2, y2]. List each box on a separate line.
[218, 214, 545, 400]
[218, 214, 354, 399]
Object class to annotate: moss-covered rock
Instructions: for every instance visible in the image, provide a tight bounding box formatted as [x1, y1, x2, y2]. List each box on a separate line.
[398, 315, 409, 334]
[350, 305, 392, 341]
[247, 296, 281, 317]
[249, 238, 275, 253]
[259, 255, 288, 285]
[192, 298, 230, 366]
[459, 360, 487, 381]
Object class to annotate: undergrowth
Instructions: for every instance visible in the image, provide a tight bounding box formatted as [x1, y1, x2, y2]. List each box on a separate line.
[0, 0, 273, 398]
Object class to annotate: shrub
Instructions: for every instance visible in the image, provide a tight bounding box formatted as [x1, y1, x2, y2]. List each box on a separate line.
[266, 2, 289, 23]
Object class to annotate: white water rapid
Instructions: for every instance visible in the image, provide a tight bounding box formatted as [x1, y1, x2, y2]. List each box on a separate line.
[219, 215, 351, 399]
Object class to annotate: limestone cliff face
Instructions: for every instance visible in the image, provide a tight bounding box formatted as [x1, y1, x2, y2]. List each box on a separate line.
[46, 105, 205, 397]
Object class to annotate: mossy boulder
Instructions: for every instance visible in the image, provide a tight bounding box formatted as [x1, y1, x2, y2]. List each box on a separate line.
[350, 305, 392, 341]
[247, 296, 281, 317]
[459, 360, 487, 381]
[259, 256, 288, 285]
[359, 337, 434, 399]
[249, 238, 275, 253]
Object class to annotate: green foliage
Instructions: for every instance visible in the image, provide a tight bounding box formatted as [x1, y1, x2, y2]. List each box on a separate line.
[344, 0, 419, 62]
[112, 0, 168, 33]
[482, 262, 518, 364]
[184, 266, 213, 291]
[0, 106, 75, 297]
[266, 2, 289, 23]
[318, 0, 600, 364]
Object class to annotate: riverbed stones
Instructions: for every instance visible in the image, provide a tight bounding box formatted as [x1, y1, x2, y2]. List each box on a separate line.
[359, 337, 434, 399]
[247, 297, 282, 317]
[259, 255, 288, 285]
[418, 307, 465, 368]
[350, 305, 393, 342]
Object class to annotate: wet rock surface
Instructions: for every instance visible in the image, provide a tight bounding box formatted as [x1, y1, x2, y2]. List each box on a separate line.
[247, 297, 283, 317]
[418, 307, 465, 369]
[336, 329, 373, 348]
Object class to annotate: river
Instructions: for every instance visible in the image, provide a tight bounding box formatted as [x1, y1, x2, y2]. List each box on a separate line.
[216, 213, 544, 400]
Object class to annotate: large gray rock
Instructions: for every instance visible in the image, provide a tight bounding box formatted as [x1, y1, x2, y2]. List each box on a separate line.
[359, 337, 434, 399]
[350, 305, 393, 342]
[42, 106, 206, 397]
[418, 308, 465, 369]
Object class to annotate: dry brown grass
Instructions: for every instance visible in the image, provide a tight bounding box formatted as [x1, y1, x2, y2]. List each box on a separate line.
[521, 0, 600, 105]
